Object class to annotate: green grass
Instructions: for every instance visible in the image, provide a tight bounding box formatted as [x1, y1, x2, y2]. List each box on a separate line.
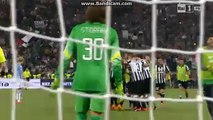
[0, 89, 211, 120]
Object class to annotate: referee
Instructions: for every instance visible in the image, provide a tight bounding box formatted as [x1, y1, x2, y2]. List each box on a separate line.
[0, 46, 8, 77]
[176, 57, 190, 98]
[155, 57, 170, 104]
[202, 35, 213, 119]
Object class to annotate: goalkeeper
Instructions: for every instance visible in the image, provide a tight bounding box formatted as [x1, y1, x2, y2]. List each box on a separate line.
[51, 6, 123, 120]
[202, 35, 213, 119]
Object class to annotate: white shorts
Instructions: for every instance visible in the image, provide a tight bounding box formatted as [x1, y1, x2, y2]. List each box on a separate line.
[16, 80, 26, 89]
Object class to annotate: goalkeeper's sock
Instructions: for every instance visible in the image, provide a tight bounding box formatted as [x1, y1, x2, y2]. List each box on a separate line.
[119, 101, 124, 106]
[141, 102, 146, 108]
[185, 91, 189, 98]
[129, 101, 132, 108]
[146, 102, 149, 108]
[77, 112, 87, 120]
[133, 101, 137, 109]
[90, 115, 103, 120]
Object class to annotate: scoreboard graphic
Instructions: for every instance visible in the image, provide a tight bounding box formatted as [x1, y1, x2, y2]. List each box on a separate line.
[177, 3, 200, 13]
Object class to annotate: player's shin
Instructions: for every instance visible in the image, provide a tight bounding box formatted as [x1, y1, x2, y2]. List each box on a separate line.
[16, 91, 19, 101]
[158, 90, 165, 104]
[77, 112, 87, 120]
[90, 115, 102, 120]
[16, 89, 22, 102]
[185, 91, 189, 98]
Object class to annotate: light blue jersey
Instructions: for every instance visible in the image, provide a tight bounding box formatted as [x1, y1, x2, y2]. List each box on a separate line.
[17, 63, 23, 79]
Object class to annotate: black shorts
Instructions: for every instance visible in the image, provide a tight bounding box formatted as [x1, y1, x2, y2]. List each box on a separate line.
[203, 85, 213, 117]
[204, 84, 213, 98]
[110, 77, 115, 90]
[127, 80, 144, 95]
[156, 83, 165, 91]
[126, 82, 134, 94]
[144, 78, 151, 94]
[178, 81, 188, 89]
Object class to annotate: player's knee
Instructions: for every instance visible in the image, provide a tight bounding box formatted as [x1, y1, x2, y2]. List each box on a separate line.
[90, 111, 103, 116]
[90, 111, 103, 120]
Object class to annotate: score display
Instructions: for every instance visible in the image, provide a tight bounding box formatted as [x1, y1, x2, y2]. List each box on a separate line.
[177, 3, 200, 13]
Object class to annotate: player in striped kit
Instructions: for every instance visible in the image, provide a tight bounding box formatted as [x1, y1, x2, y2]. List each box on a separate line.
[142, 55, 151, 96]
[142, 55, 158, 110]
[128, 54, 147, 111]
[155, 57, 170, 104]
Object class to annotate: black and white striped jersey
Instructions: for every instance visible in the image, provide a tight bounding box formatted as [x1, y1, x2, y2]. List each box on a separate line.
[128, 59, 144, 82]
[155, 64, 170, 84]
[142, 60, 151, 79]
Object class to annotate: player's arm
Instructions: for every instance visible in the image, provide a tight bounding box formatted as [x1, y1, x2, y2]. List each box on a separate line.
[110, 29, 123, 95]
[127, 60, 132, 74]
[165, 65, 171, 75]
[52, 29, 76, 89]
[21, 71, 24, 79]
[201, 54, 208, 70]
[165, 65, 171, 80]
[165, 65, 170, 73]
[185, 65, 190, 76]
[142, 59, 150, 67]
[201, 54, 213, 72]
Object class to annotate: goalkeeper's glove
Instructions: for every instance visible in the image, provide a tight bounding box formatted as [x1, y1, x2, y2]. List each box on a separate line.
[49, 78, 59, 97]
[51, 78, 59, 90]
[114, 83, 124, 96]
[207, 65, 213, 73]
[114, 83, 124, 104]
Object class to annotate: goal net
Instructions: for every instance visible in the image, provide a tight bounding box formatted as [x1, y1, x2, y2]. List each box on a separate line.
[0, 0, 213, 120]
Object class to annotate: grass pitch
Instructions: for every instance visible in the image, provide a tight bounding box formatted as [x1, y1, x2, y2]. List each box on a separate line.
[0, 89, 211, 120]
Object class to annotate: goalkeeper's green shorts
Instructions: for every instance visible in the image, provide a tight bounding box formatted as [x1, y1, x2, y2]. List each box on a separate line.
[75, 92, 105, 113]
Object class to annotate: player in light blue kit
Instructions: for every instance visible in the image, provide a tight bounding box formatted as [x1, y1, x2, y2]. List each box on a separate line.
[16, 56, 24, 104]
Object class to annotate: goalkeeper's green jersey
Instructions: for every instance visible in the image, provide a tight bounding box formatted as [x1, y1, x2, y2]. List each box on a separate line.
[57, 22, 122, 92]
[201, 47, 213, 85]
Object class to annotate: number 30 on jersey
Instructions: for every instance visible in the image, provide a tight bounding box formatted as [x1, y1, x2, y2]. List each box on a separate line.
[83, 38, 104, 60]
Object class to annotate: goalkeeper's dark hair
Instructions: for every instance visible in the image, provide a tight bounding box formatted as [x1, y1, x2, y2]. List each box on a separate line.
[85, 6, 105, 23]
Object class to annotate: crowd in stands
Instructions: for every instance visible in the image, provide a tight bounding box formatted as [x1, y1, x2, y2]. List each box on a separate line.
[1, 0, 213, 86]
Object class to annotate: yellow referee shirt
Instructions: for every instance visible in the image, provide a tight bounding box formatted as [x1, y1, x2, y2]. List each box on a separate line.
[0, 47, 6, 63]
